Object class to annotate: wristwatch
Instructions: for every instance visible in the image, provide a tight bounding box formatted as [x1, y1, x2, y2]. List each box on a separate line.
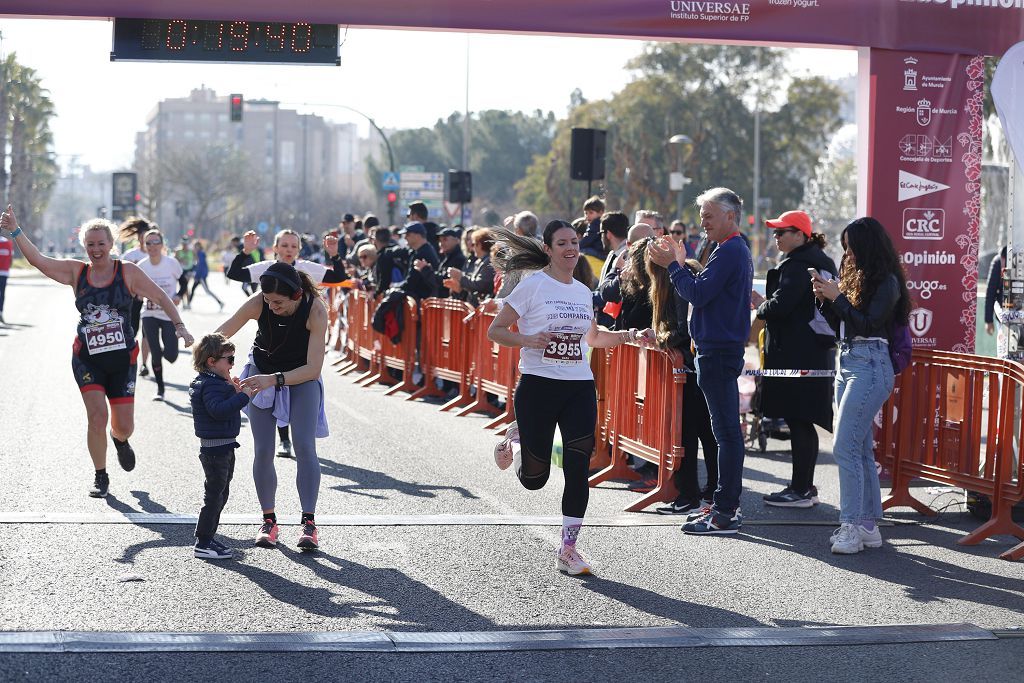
[275, 372, 285, 388]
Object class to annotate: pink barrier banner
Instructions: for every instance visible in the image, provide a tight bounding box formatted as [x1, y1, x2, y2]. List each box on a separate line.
[867, 48, 984, 353]
[9, 1, 1024, 57]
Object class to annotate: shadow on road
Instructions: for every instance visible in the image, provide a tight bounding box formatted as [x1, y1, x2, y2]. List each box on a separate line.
[735, 524, 1024, 616]
[580, 576, 766, 628]
[319, 457, 479, 501]
[210, 545, 496, 628]
[106, 490, 183, 565]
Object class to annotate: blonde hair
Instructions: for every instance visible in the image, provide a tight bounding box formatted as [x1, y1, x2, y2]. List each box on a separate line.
[192, 333, 235, 373]
[78, 219, 117, 249]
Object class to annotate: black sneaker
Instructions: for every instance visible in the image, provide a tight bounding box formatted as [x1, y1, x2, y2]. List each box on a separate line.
[656, 498, 704, 515]
[88, 471, 109, 498]
[112, 435, 136, 472]
[700, 487, 716, 504]
[763, 488, 814, 508]
[194, 539, 232, 560]
[681, 508, 742, 535]
[139, 364, 149, 377]
[276, 439, 292, 458]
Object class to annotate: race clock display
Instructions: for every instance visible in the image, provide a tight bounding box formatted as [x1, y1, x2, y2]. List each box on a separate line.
[111, 19, 340, 65]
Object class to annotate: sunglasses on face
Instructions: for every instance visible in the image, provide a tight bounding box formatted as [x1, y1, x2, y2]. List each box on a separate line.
[145, 241, 162, 246]
[670, 230, 684, 236]
[218, 355, 235, 364]
[772, 229, 798, 237]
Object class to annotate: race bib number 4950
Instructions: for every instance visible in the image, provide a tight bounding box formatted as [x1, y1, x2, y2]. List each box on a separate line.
[84, 321, 127, 354]
[542, 332, 584, 365]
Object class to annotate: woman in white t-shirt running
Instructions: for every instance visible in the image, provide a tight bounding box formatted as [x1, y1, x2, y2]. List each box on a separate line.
[118, 217, 154, 376]
[137, 228, 184, 400]
[487, 221, 654, 576]
[226, 228, 342, 457]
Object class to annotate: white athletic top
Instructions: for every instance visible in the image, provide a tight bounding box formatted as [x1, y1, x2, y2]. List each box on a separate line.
[121, 247, 146, 264]
[503, 270, 594, 381]
[138, 255, 183, 321]
[246, 258, 328, 285]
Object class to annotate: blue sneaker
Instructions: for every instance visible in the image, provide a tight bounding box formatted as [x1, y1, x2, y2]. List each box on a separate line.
[681, 509, 742, 535]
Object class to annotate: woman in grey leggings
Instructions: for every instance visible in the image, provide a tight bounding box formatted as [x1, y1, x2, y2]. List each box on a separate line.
[217, 261, 329, 550]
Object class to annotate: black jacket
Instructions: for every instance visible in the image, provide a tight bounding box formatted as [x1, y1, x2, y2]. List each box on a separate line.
[189, 371, 250, 439]
[985, 254, 1003, 324]
[819, 272, 900, 341]
[372, 289, 408, 344]
[458, 254, 495, 307]
[433, 247, 468, 298]
[756, 242, 838, 430]
[401, 243, 440, 300]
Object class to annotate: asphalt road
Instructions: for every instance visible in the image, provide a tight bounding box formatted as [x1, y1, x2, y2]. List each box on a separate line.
[0, 272, 1021, 681]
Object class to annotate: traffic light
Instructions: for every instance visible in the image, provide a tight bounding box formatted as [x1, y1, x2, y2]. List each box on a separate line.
[230, 94, 243, 122]
[447, 170, 472, 204]
[386, 190, 398, 206]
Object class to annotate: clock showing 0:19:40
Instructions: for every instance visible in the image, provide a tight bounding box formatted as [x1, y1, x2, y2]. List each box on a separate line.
[111, 18, 340, 65]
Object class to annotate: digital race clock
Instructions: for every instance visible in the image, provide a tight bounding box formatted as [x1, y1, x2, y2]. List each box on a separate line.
[111, 19, 340, 65]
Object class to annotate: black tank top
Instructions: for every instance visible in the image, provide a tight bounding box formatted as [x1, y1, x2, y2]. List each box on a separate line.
[252, 294, 313, 373]
[75, 261, 137, 358]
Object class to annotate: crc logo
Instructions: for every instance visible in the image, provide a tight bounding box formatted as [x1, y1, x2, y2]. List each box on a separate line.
[902, 208, 944, 240]
[906, 279, 947, 300]
[909, 307, 933, 337]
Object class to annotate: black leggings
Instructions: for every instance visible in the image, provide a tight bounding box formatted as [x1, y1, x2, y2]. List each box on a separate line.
[785, 417, 819, 492]
[512, 374, 596, 518]
[142, 317, 179, 393]
[0, 274, 9, 313]
[673, 377, 719, 500]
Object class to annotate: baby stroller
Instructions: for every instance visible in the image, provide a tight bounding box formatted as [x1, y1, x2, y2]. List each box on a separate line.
[744, 325, 791, 452]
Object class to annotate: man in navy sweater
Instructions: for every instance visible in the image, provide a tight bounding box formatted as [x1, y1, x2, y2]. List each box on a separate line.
[649, 187, 753, 535]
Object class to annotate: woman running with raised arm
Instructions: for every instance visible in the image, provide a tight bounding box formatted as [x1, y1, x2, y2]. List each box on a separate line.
[487, 221, 654, 576]
[216, 261, 329, 551]
[0, 206, 193, 497]
[226, 228, 341, 458]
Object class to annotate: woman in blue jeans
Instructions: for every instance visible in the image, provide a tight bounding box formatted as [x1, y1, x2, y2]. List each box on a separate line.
[813, 217, 910, 554]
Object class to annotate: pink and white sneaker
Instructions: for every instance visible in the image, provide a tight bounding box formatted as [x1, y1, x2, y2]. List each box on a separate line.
[492, 421, 519, 471]
[254, 519, 280, 548]
[556, 545, 592, 575]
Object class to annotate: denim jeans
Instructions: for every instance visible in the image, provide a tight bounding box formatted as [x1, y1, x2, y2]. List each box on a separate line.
[833, 340, 894, 524]
[695, 346, 745, 514]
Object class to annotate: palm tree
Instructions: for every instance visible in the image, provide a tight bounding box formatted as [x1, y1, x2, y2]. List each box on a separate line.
[4, 57, 58, 232]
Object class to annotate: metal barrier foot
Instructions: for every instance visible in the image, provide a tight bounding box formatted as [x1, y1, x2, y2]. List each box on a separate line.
[999, 540, 1024, 561]
[957, 515, 1024, 546]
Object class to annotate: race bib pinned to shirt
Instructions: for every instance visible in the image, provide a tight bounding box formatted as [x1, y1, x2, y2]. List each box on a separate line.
[542, 332, 584, 365]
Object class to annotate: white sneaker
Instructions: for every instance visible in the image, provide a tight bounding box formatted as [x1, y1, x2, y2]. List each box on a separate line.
[556, 545, 592, 575]
[858, 524, 883, 548]
[830, 523, 864, 554]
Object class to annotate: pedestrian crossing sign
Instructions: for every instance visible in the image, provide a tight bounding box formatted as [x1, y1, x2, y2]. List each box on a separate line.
[381, 172, 400, 191]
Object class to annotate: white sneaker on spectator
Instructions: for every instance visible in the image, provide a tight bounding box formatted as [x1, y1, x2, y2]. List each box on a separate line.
[858, 524, 883, 548]
[830, 523, 864, 554]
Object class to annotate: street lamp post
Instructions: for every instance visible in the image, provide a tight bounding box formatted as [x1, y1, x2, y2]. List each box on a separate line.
[668, 134, 693, 220]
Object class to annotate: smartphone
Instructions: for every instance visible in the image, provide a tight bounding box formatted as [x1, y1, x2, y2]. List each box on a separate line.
[807, 267, 818, 280]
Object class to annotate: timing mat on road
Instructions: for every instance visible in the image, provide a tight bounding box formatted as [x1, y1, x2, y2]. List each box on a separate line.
[0, 623, 998, 654]
[0, 512, 896, 527]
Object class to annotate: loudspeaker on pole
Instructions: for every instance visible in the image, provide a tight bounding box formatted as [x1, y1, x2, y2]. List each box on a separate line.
[570, 128, 607, 181]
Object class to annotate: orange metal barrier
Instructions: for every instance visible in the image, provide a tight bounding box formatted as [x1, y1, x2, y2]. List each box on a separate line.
[358, 295, 420, 396]
[589, 343, 685, 512]
[877, 349, 1024, 559]
[409, 298, 477, 411]
[337, 290, 374, 379]
[589, 347, 613, 472]
[455, 305, 518, 430]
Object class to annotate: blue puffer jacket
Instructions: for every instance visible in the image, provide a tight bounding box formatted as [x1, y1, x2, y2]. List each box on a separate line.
[189, 371, 250, 439]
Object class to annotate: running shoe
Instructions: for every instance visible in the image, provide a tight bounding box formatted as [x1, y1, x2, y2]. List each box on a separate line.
[684, 504, 714, 522]
[655, 498, 703, 515]
[681, 509, 742, 536]
[139, 364, 149, 377]
[556, 545, 592, 575]
[88, 471, 109, 498]
[627, 476, 659, 493]
[112, 435, 136, 472]
[297, 521, 319, 550]
[152, 392, 164, 402]
[763, 487, 815, 508]
[277, 439, 292, 458]
[194, 539, 233, 560]
[829, 523, 882, 549]
[254, 519, 280, 548]
[700, 486, 716, 504]
[830, 523, 864, 554]
[492, 421, 519, 471]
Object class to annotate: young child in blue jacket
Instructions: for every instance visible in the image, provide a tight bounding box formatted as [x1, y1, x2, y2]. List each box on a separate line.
[189, 333, 251, 559]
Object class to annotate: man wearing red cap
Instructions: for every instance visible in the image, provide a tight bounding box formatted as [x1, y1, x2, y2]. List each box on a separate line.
[752, 210, 838, 508]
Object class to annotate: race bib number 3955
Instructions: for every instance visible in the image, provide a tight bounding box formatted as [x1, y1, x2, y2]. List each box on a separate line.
[542, 332, 584, 365]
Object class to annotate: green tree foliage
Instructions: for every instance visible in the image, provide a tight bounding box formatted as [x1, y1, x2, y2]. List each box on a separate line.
[367, 109, 556, 214]
[516, 44, 842, 223]
[1, 54, 58, 234]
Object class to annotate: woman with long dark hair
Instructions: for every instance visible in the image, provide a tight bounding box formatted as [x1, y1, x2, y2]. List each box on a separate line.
[216, 261, 330, 551]
[813, 217, 911, 554]
[487, 221, 654, 576]
[645, 246, 719, 514]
